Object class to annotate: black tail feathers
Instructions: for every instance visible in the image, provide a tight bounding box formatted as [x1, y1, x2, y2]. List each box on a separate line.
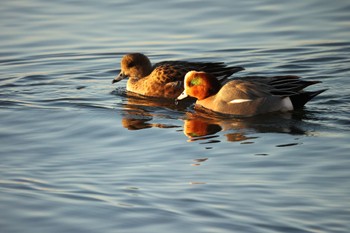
[290, 89, 327, 109]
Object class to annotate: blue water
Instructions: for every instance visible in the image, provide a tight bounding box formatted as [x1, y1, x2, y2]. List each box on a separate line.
[1, 0, 350, 232]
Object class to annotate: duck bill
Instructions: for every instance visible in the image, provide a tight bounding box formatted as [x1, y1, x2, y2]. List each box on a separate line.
[176, 91, 188, 100]
[112, 72, 127, 84]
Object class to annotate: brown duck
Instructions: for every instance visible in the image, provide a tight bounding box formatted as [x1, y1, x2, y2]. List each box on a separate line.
[112, 53, 244, 99]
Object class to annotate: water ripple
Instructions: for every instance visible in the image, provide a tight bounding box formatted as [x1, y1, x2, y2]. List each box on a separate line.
[1, 0, 350, 233]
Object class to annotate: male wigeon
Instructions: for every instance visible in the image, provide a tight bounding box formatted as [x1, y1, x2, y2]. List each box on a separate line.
[177, 71, 326, 116]
[112, 53, 244, 99]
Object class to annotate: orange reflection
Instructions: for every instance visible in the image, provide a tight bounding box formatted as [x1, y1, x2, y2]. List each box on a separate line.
[181, 109, 307, 143]
[184, 118, 221, 138]
[116, 89, 308, 142]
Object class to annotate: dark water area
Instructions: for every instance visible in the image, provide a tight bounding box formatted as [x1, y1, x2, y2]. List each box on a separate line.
[1, 0, 350, 232]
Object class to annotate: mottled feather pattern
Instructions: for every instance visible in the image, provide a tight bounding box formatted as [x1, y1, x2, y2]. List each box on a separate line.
[152, 63, 188, 83]
[114, 53, 244, 98]
[153, 60, 242, 83]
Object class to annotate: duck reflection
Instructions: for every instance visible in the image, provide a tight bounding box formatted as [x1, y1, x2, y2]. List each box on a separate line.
[118, 89, 188, 130]
[182, 108, 308, 142]
[183, 118, 221, 138]
[117, 89, 312, 142]
[182, 112, 251, 143]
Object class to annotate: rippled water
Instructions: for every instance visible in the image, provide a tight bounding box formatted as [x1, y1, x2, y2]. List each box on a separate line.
[1, 0, 350, 232]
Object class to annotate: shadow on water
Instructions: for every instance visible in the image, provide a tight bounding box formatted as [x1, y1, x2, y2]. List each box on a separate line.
[114, 89, 323, 143]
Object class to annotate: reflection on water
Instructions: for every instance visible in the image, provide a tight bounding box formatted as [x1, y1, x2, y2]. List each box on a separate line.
[118, 91, 320, 144]
[117, 88, 185, 130]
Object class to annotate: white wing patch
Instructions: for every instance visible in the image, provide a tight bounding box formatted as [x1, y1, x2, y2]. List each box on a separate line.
[229, 99, 253, 104]
[281, 97, 294, 111]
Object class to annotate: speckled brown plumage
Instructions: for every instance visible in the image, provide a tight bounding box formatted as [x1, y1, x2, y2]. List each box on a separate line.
[112, 53, 244, 99]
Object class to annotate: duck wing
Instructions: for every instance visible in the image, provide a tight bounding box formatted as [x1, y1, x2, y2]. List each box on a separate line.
[219, 75, 323, 103]
[219, 79, 272, 103]
[235, 75, 322, 97]
[152, 61, 243, 84]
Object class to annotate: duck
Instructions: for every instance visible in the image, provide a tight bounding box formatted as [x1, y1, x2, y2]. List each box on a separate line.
[177, 71, 326, 116]
[112, 53, 244, 99]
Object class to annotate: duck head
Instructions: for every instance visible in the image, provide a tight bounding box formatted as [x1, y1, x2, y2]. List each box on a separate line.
[177, 71, 222, 101]
[112, 53, 152, 83]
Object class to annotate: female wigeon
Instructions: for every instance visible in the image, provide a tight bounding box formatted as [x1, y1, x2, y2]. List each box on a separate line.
[177, 71, 326, 116]
[112, 53, 244, 99]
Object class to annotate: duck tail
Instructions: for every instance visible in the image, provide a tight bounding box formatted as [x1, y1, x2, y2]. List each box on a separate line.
[290, 89, 327, 109]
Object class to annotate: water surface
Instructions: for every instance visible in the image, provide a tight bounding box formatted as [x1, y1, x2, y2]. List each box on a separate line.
[1, 0, 350, 232]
